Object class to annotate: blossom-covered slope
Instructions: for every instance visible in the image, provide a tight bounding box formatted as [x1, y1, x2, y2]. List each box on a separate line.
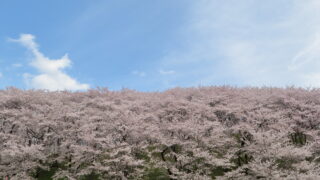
[1, 86, 320, 179]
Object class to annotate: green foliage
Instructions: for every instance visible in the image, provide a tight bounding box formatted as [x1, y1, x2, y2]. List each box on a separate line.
[97, 153, 111, 162]
[232, 130, 253, 147]
[181, 161, 199, 173]
[77, 161, 92, 170]
[186, 150, 194, 157]
[160, 148, 177, 163]
[30, 161, 68, 180]
[147, 145, 157, 152]
[114, 150, 127, 158]
[180, 157, 214, 174]
[210, 166, 232, 179]
[209, 146, 230, 159]
[30, 167, 55, 180]
[314, 157, 320, 164]
[122, 165, 138, 179]
[159, 144, 183, 163]
[132, 149, 150, 162]
[230, 150, 253, 167]
[79, 171, 101, 180]
[275, 156, 299, 170]
[290, 131, 307, 146]
[170, 144, 183, 153]
[151, 152, 163, 160]
[214, 110, 240, 127]
[142, 167, 170, 180]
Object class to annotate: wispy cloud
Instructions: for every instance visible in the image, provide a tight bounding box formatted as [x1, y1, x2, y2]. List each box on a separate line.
[159, 69, 175, 75]
[288, 33, 320, 71]
[159, 0, 320, 88]
[11, 34, 89, 91]
[132, 70, 146, 77]
[12, 63, 22, 68]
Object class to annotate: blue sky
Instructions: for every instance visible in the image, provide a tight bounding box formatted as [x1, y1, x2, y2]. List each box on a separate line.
[1, 0, 320, 91]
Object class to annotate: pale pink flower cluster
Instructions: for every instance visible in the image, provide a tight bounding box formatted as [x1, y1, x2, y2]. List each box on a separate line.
[0, 86, 319, 179]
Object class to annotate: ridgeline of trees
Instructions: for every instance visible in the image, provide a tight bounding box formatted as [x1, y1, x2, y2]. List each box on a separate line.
[0, 86, 320, 179]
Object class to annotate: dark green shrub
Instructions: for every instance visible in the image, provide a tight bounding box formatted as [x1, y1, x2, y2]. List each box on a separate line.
[210, 166, 232, 178]
[142, 168, 170, 180]
[232, 130, 254, 147]
[79, 171, 101, 180]
[132, 149, 150, 162]
[230, 150, 253, 167]
[290, 131, 307, 146]
[30, 161, 67, 180]
[275, 156, 298, 170]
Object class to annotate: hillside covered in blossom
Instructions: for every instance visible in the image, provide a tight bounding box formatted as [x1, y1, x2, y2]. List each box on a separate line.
[1, 86, 320, 179]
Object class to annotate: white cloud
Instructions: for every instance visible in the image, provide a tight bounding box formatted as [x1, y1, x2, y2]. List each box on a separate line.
[301, 73, 320, 87]
[159, 69, 175, 75]
[288, 33, 320, 71]
[12, 63, 22, 67]
[159, 0, 320, 88]
[12, 34, 89, 91]
[132, 70, 146, 77]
